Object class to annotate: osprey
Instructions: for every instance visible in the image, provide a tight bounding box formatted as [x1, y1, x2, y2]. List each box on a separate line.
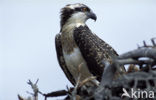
[55, 3, 125, 86]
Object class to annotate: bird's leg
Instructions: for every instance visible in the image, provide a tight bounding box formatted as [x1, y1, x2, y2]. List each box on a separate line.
[78, 76, 97, 87]
[77, 63, 99, 88]
[71, 63, 99, 100]
[75, 63, 83, 88]
[70, 63, 83, 100]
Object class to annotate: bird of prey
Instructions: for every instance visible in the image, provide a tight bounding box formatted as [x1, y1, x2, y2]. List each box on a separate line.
[55, 3, 125, 86]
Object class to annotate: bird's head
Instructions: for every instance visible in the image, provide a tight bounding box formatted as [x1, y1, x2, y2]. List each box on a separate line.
[60, 3, 97, 28]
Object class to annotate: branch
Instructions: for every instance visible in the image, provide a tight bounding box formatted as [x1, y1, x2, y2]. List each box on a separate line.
[118, 48, 156, 60]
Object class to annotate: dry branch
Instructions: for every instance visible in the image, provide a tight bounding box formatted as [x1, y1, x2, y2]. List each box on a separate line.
[19, 38, 156, 100]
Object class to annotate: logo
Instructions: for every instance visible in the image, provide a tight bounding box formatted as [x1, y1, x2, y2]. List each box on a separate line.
[121, 88, 154, 99]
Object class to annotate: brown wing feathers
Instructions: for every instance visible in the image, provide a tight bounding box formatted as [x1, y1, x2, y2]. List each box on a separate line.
[55, 34, 76, 85]
[73, 26, 119, 81]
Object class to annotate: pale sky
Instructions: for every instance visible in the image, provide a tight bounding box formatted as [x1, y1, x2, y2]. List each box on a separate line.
[0, 0, 156, 100]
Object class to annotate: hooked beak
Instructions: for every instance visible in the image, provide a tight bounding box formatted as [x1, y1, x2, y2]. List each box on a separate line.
[87, 11, 97, 21]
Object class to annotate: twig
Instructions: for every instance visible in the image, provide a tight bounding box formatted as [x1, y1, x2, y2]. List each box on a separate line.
[116, 58, 154, 65]
[27, 79, 39, 100]
[143, 40, 147, 47]
[18, 95, 24, 100]
[118, 48, 156, 59]
[44, 90, 69, 97]
[151, 38, 156, 46]
[100, 61, 118, 86]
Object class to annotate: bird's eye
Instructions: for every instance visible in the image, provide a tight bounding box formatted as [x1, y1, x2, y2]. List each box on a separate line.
[82, 7, 87, 12]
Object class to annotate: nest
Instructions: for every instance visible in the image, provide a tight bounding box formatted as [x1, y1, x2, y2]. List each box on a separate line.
[65, 38, 156, 100]
[18, 38, 156, 100]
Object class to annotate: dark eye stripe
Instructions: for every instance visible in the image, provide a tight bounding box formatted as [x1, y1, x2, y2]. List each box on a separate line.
[75, 7, 90, 12]
[75, 8, 82, 11]
[85, 7, 90, 12]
